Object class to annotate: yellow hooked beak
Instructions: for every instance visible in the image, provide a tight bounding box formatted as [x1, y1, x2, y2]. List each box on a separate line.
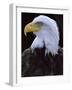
[24, 22, 41, 36]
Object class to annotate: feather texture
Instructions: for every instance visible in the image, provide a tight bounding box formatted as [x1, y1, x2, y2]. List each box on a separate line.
[31, 15, 59, 55]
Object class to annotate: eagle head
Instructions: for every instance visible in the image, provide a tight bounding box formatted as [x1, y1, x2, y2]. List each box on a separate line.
[24, 15, 59, 55]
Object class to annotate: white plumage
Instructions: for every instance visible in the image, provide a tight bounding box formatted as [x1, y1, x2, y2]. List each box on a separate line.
[30, 15, 59, 55]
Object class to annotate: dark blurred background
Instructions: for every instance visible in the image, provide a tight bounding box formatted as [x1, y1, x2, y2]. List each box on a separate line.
[21, 13, 63, 53]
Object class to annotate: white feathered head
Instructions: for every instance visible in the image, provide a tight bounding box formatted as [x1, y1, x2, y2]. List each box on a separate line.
[24, 15, 59, 55]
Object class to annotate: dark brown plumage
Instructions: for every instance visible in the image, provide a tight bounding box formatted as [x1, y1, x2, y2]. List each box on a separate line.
[22, 47, 63, 77]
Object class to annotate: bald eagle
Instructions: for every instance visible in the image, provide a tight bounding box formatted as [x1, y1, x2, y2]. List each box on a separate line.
[22, 15, 63, 77]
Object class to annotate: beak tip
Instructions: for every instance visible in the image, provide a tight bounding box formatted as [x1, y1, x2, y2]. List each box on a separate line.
[24, 31, 27, 36]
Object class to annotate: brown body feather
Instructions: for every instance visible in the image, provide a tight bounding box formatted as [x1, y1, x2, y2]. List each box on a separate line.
[22, 47, 63, 77]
